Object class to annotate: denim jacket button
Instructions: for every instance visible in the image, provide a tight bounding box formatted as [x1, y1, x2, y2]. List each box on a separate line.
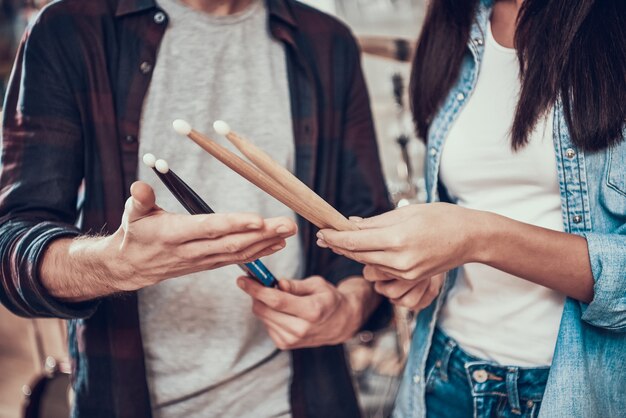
[472, 369, 488, 383]
[456, 93, 465, 101]
[474, 37, 484, 46]
[429, 147, 437, 157]
[566, 148, 576, 159]
[412, 374, 421, 383]
[573, 215, 582, 224]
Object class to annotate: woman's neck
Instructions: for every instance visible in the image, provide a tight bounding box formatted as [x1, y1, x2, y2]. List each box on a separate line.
[491, 0, 523, 49]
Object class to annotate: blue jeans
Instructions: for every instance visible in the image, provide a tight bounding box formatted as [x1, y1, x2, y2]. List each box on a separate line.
[424, 329, 550, 418]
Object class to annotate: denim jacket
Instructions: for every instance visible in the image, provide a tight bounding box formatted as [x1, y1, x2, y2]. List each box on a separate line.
[394, 1, 626, 417]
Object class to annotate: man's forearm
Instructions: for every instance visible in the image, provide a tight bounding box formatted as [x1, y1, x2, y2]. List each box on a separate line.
[40, 235, 123, 303]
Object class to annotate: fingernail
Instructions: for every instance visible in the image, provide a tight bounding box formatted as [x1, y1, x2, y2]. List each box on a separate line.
[276, 225, 290, 234]
[316, 231, 324, 240]
[247, 222, 262, 230]
[271, 243, 284, 251]
[349, 216, 363, 222]
[316, 239, 328, 248]
[237, 278, 246, 289]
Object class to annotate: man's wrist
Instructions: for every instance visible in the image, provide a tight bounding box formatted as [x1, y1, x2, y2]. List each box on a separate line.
[338, 276, 381, 330]
[40, 233, 126, 301]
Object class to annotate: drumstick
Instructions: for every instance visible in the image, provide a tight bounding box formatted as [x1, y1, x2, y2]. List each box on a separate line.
[213, 120, 358, 232]
[142, 153, 279, 288]
[172, 120, 333, 229]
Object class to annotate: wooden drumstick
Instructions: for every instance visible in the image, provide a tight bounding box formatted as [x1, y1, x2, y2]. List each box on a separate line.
[213, 120, 358, 232]
[172, 120, 332, 229]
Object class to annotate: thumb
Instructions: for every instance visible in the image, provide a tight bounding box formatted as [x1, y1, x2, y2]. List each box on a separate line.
[125, 181, 158, 223]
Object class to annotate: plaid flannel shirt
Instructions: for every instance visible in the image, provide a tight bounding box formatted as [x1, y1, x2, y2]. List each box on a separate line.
[0, 0, 392, 416]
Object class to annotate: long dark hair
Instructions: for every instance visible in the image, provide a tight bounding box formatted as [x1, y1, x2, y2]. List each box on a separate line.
[410, 0, 626, 152]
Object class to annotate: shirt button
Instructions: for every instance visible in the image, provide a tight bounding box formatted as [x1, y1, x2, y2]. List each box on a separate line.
[565, 148, 576, 159]
[412, 374, 421, 384]
[456, 93, 465, 101]
[125, 135, 137, 143]
[140, 61, 153, 74]
[472, 369, 488, 383]
[474, 37, 484, 46]
[153, 11, 166, 24]
[573, 215, 582, 224]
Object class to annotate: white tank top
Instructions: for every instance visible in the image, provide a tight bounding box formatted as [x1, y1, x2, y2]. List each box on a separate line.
[437, 22, 566, 367]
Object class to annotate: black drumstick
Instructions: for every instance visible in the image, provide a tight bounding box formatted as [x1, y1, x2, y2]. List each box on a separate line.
[142, 153, 278, 287]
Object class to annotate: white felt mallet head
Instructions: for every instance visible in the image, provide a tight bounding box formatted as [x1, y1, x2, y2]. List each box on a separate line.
[172, 119, 192, 136]
[155, 159, 170, 174]
[213, 120, 231, 136]
[142, 153, 156, 168]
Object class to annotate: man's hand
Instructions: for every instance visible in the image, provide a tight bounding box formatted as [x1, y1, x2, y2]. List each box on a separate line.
[40, 181, 297, 302]
[363, 266, 444, 311]
[237, 275, 379, 350]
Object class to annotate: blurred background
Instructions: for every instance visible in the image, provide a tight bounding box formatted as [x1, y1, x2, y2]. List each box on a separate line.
[0, 1, 426, 417]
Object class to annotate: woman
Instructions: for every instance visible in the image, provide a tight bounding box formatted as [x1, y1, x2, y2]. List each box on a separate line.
[318, 0, 625, 417]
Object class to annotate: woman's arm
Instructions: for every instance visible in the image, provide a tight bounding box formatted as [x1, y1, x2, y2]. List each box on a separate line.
[317, 203, 594, 303]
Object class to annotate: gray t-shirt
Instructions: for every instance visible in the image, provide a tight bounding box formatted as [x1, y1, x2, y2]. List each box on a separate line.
[136, 1, 303, 417]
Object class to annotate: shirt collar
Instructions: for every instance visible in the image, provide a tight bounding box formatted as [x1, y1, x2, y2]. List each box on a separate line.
[115, 0, 157, 16]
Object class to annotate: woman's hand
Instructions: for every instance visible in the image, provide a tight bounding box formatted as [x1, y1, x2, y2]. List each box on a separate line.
[317, 203, 595, 303]
[317, 203, 482, 282]
[364, 265, 445, 311]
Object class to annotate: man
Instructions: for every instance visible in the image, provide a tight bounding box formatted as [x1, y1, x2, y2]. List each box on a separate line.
[0, 0, 391, 417]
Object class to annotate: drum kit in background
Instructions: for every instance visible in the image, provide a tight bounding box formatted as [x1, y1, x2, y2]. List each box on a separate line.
[21, 319, 71, 418]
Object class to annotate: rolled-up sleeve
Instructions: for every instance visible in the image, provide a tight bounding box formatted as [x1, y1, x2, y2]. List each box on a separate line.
[580, 231, 626, 331]
[0, 12, 98, 319]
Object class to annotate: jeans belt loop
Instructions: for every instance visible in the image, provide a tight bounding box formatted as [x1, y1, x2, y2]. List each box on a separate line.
[506, 366, 522, 414]
[439, 338, 457, 382]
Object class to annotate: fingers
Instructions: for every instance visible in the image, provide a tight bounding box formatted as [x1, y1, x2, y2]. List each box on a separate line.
[324, 244, 428, 281]
[167, 214, 297, 244]
[179, 235, 286, 266]
[321, 244, 396, 270]
[237, 277, 304, 318]
[126, 181, 159, 222]
[374, 278, 422, 300]
[278, 276, 327, 297]
[316, 228, 396, 252]
[346, 205, 416, 229]
[237, 277, 327, 323]
[391, 276, 443, 311]
[363, 265, 391, 282]
[251, 300, 308, 337]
